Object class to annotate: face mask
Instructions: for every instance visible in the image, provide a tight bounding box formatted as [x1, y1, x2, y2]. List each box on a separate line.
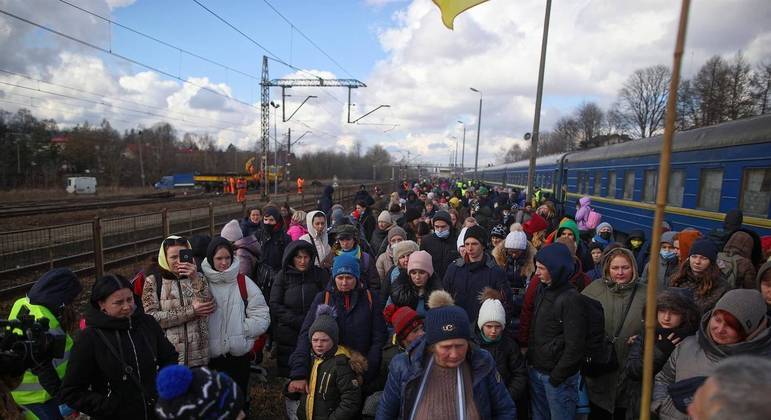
[660, 249, 677, 260]
[630, 239, 643, 249]
[599, 231, 611, 240]
[435, 229, 450, 239]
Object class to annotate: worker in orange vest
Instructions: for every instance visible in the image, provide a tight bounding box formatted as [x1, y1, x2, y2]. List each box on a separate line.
[236, 177, 247, 204]
[229, 176, 236, 195]
[296, 176, 304, 194]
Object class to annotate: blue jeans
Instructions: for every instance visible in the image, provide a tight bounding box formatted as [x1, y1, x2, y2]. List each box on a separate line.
[529, 368, 579, 420]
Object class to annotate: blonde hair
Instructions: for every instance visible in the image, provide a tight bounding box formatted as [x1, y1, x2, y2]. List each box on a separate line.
[291, 210, 306, 225]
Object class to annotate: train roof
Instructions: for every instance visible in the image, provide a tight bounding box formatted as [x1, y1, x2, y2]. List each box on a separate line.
[480, 114, 771, 172]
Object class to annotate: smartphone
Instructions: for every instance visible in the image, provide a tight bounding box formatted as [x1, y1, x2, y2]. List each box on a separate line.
[179, 249, 194, 264]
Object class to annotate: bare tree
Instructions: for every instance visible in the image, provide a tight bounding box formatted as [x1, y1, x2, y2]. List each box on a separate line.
[575, 102, 605, 148]
[552, 116, 581, 151]
[750, 60, 771, 115]
[616, 64, 671, 138]
[724, 52, 755, 120]
[693, 55, 730, 126]
[502, 142, 527, 163]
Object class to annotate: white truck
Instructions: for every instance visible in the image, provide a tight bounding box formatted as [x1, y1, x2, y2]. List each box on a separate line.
[66, 176, 97, 194]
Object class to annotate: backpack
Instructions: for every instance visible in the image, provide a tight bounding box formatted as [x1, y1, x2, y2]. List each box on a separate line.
[716, 251, 740, 288]
[131, 268, 163, 300]
[324, 289, 373, 311]
[586, 209, 602, 230]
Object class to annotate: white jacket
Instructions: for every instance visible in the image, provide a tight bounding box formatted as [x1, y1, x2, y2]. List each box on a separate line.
[300, 210, 331, 267]
[202, 257, 270, 357]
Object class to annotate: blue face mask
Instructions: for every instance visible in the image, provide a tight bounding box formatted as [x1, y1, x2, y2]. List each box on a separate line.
[660, 249, 677, 260]
[435, 229, 450, 239]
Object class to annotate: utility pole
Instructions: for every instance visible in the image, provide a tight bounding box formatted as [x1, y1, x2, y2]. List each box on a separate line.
[469, 88, 483, 182]
[285, 128, 291, 194]
[527, 0, 552, 203]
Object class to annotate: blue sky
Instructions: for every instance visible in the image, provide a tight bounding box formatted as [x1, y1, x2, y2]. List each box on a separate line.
[1, 0, 769, 166]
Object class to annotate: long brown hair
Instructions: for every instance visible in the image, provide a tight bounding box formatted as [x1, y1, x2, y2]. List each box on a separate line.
[670, 257, 721, 297]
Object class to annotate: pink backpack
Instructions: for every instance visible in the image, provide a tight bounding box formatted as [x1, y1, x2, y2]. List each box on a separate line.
[586, 209, 602, 230]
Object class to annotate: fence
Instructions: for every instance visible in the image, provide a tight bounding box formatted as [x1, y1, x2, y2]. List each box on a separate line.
[0, 181, 391, 296]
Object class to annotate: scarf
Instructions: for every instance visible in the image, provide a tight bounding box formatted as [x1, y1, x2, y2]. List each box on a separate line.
[337, 245, 362, 260]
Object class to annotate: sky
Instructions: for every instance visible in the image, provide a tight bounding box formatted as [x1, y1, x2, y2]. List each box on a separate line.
[1, 0, 769, 168]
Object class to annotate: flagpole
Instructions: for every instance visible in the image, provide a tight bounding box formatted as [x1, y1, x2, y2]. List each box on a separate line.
[526, 0, 552, 205]
[640, 1, 691, 419]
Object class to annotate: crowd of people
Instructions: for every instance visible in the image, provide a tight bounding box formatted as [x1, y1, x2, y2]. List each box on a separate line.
[4, 180, 771, 420]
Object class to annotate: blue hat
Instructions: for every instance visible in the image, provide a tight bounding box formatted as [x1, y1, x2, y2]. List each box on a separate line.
[332, 254, 360, 280]
[425, 290, 471, 345]
[689, 238, 718, 263]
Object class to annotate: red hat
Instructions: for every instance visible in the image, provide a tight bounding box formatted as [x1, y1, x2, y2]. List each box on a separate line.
[383, 304, 424, 341]
[523, 212, 548, 237]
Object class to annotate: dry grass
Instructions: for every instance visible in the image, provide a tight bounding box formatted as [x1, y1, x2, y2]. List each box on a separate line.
[0, 186, 158, 202]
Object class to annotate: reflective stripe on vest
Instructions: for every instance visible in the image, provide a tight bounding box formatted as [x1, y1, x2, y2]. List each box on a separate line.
[8, 297, 74, 405]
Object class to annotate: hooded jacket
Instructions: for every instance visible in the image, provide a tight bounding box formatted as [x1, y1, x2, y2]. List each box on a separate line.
[581, 248, 647, 412]
[592, 222, 614, 249]
[300, 210, 332, 268]
[269, 240, 329, 376]
[60, 302, 178, 420]
[556, 218, 595, 272]
[376, 337, 516, 420]
[232, 234, 260, 278]
[527, 243, 587, 386]
[476, 332, 528, 402]
[239, 217, 261, 238]
[721, 231, 757, 289]
[287, 220, 309, 242]
[370, 224, 392, 259]
[202, 241, 270, 358]
[297, 345, 366, 420]
[256, 209, 292, 272]
[442, 254, 513, 328]
[575, 196, 592, 231]
[492, 240, 536, 289]
[319, 185, 334, 219]
[651, 311, 771, 420]
[419, 228, 460, 280]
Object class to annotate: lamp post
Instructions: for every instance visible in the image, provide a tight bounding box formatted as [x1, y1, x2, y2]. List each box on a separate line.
[457, 120, 466, 180]
[270, 101, 280, 195]
[469, 88, 482, 182]
[450, 135, 458, 178]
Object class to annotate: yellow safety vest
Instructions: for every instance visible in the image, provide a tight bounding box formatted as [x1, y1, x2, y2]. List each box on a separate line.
[8, 297, 73, 406]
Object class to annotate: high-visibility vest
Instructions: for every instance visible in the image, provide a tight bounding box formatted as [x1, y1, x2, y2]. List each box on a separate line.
[8, 297, 73, 405]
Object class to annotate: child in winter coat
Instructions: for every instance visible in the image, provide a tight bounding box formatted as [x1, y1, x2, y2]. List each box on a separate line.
[476, 288, 528, 420]
[298, 305, 366, 420]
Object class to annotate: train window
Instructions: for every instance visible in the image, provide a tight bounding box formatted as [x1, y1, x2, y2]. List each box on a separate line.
[643, 170, 658, 202]
[623, 171, 635, 200]
[576, 172, 583, 193]
[740, 168, 771, 217]
[667, 170, 685, 207]
[593, 172, 602, 195]
[697, 169, 723, 211]
[582, 171, 590, 194]
[607, 171, 616, 198]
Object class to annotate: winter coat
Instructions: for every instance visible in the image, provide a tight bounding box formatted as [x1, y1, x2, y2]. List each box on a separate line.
[651, 312, 771, 420]
[359, 208, 376, 245]
[722, 231, 757, 289]
[240, 217, 261, 238]
[419, 230, 460, 280]
[257, 224, 291, 272]
[300, 210, 332, 268]
[556, 218, 595, 271]
[269, 241, 329, 377]
[289, 284, 387, 385]
[670, 266, 730, 314]
[60, 303, 178, 420]
[389, 270, 442, 316]
[375, 246, 395, 283]
[575, 196, 592, 231]
[375, 338, 517, 420]
[287, 221, 309, 242]
[142, 269, 211, 367]
[442, 254, 513, 327]
[297, 346, 365, 420]
[319, 186, 334, 219]
[477, 333, 527, 401]
[370, 227, 390, 259]
[492, 241, 536, 289]
[201, 257, 270, 358]
[581, 267, 647, 412]
[232, 234, 260, 278]
[641, 254, 679, 290]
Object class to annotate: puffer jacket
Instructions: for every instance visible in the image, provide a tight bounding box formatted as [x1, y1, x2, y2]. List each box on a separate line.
[376, 245, 395, 283]
[476, 333, 528, 401]
[269, 240, 329, 376]
[442, 254, 513, 327]
[581, 250, 647, 413]
[652, 312, 771, 419]
[722, 231, 757, 289]
[233, 234, 260, 278]
[60, 302, 178, 420]
[375, 338, 516, 420]
[419, 230, 460, 280]
[287, 221, 309, 242]
[389, 270, 442, 315]
[575, 196, 592, 231]
[297, 346, 366, 420]
[300, 210, 332, 268]
[202, 257, 270, 358]
[142, 269, 211, 367]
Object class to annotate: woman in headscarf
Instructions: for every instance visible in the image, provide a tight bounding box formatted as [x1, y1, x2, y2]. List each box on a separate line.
[300, 210, 332, 269]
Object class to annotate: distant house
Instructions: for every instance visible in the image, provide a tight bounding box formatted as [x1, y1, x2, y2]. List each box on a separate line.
[581, 133, 633, 149]
[51, 135, 68, 150]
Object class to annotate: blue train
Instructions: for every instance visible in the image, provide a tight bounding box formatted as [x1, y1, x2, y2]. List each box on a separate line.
[476, 114, 771, 238]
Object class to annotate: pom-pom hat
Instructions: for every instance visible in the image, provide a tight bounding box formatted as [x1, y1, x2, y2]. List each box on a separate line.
[424, 290, 471, 345]
[155, 365, 244, 420]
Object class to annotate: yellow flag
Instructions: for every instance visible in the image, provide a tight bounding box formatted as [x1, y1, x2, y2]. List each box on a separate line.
[433, 0, 489, 30]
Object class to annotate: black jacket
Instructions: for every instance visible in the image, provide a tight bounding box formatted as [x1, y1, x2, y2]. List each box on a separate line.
[442, 255, 513, 328]
[527, 280, 586, 386]
[477, 333, 528, 401]
[319, 186, 334, 219]
[60, 302, 178, 420]
[419, 231, 460, 280]
[370, 228, 389, 258]
[269, 241, 329, 377]
[359, 209, 376, 245]
[389, 270, 442, 312]
[297, 349, 363, 420]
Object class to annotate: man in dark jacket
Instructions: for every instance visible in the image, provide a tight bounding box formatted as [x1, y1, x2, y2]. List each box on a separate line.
[528, 242, 587, 420]
[354, 184, 375, 207]
[318, 185, 334, 219]
[442, 225, 513, 326]
[356, 200, 377, 245]
[707, 208, 743, 251]
[419, 210, 459, 280]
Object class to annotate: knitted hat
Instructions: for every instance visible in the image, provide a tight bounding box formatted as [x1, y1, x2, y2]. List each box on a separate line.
[378, 211, 392, 225]
[689, 238, 718, 263]
[407, 250, 434, 276]
[504, 231, 527, 250]
[383, 304, 424, 341]
[220, 219, 243, 242]
[713, 289, 767, 336]
[464, 225, 487, 246]
[661, 231, 678, 245]
[334, 224, 357, 240]
[392, 240, 419, 263]
[491, 224, 508, 240]
[432, 210, 452, 226]
[309, 304, 339, 344]
[29, 268, 83, 311]
[477, 288, 506, 330]
[425, 290, 471, 345]
[155, 365, 244, 420]
[332, 254, 360, 279]
[387, 226, 407, 242]
[405, 207, 422, 223]
[724, 209, 743, 231]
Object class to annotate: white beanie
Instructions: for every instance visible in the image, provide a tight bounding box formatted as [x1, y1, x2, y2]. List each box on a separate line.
[221, 219, 243, 242]
[477, 298, 506, 330]
[457, 226, 468, 252]
[504, 231, 527, 250]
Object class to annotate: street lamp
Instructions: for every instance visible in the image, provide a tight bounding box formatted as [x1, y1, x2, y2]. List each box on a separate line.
[270, 101, 280, 195]
[457, 120, 466, 179]
[469, 88, 482, 182]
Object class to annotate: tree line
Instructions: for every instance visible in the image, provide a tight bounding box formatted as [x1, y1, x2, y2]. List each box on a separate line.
[0, 109, 394, 190]
[503, 52, 771, 163]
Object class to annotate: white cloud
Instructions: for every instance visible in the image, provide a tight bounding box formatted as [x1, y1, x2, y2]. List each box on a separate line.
[105, 0, 136, 10]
